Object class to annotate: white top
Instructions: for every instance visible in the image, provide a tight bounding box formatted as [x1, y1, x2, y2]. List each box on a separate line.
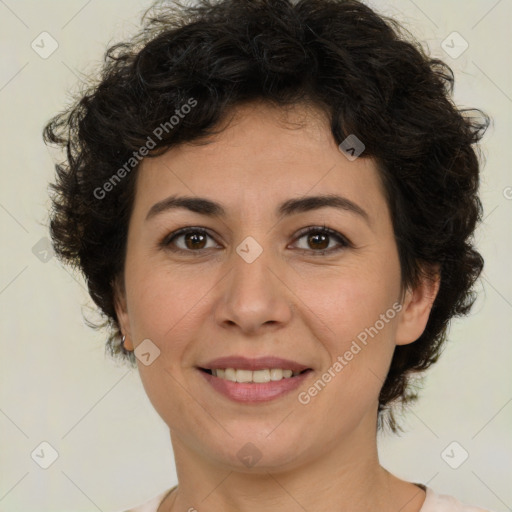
[120, 485, 493, 512]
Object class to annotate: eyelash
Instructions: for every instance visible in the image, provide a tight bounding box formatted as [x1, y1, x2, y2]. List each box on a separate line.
[160, 224, 352, 257]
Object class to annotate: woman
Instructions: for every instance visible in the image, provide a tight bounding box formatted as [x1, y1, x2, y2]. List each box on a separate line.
[43, 0, 492, 510]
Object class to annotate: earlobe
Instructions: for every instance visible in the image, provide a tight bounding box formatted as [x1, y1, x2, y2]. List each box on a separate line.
[395, 268, 441, 346]
[112, 276, 134, 351]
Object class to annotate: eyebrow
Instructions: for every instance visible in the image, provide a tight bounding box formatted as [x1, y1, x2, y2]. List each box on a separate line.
[145, 193, 370, 224]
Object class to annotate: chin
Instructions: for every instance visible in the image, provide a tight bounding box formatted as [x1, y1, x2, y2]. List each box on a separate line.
[201, 427, 313, 473]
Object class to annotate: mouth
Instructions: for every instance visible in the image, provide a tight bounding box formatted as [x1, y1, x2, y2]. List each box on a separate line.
[198, 367, 311, 383]
[196, 356, 313, 403]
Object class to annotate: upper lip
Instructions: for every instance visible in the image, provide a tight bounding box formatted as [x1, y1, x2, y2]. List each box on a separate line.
[200, 356, 311, 372]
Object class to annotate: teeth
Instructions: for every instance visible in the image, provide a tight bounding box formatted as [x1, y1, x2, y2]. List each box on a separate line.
[236, 369, 253, 383]
[224, 368, 236, 381]
[211, 368, 299, 382]
[253, 369, 270, 383]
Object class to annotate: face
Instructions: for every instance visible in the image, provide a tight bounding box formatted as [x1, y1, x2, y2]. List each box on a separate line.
[115, 101, 437, 471]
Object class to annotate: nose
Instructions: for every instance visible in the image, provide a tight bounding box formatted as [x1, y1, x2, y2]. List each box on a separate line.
[213, 242, 294, 335]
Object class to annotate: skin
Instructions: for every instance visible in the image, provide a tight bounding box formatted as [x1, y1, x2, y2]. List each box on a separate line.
[115, 100, 440, 512]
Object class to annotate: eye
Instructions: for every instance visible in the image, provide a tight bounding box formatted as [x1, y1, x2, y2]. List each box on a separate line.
[161, 224, 351, 256]
[161, 227, 219, 253]
[291, 225, 351, 255]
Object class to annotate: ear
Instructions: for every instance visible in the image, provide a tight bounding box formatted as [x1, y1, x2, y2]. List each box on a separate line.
[112, 275, 134, 351]
[395, 265, 441, 346]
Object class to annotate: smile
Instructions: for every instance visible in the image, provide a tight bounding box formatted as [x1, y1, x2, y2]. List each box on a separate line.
[198, 367, 313, 403]
[202, 367, 307, 382]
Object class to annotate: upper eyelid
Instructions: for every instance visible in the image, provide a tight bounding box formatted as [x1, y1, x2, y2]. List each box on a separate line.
[292, 226, 350, 246]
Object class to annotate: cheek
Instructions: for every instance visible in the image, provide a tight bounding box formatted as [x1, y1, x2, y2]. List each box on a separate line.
[296, 256, 401, 392]
[295, 276, 399, 428]
[300, 263, 400, 340]
[124, 253, 220, 354]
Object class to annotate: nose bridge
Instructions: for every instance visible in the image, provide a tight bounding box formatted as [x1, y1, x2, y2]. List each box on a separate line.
[214, 233, 293, 333]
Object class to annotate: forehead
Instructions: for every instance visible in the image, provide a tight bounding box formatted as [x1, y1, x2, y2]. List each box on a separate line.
[132, 101, 388, 224]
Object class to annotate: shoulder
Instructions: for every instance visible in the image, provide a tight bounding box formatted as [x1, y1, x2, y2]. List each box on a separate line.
[117, 486, 175, 512]
[421, 487, 495, 512]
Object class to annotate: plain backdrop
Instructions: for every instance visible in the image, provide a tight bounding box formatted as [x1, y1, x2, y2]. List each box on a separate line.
[0, 1, 511, 511]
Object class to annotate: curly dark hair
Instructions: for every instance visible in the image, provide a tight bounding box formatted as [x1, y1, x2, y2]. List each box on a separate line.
[43, 0, 489, 431]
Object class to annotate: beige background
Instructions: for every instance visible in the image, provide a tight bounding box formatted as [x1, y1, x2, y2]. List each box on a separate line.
[0, 0, 511, 511]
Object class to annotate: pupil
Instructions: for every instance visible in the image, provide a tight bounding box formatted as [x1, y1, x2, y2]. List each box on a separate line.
[186, 233, 206, 250]
[309, 232, 328, 250]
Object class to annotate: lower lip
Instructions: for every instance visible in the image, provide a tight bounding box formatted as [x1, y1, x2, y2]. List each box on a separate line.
[198, 369, 312, 403]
